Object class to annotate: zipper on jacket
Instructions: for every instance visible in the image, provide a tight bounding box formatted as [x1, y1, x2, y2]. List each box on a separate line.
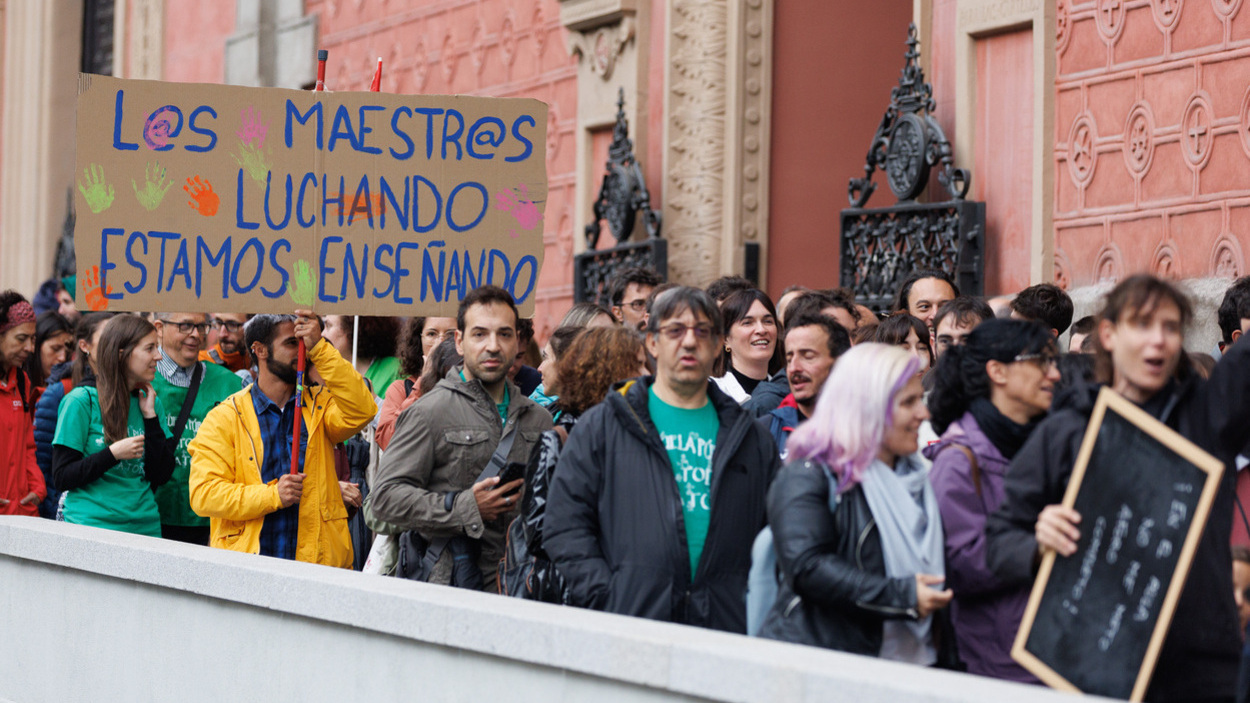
[783, 595, 802, 618]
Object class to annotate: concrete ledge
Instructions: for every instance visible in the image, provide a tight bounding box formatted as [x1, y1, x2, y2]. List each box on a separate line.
[0, 517, 1095, 702]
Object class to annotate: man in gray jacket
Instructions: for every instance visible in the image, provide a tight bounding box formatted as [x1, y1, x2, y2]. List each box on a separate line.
[371, 286, 552, 591]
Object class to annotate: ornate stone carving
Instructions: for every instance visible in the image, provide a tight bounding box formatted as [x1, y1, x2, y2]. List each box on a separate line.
[1239, 86, 1250, 160]
[1067, 113, 1098, 187]
[1095, 243, 1124, 283]
[568, 16, 635, 81]
[500, 11, 518, 69]
[533, 4, 548, 60]
[1096, 0, 1126, 42]
[1152, 241, 1180, 280]
[1212, 235, 1245, 278]
[471, 18, 488, 77]
[1057, 0, 1071, 54]
[1151, 0, 1183, 31]
[441, 28, 458, 85]
[1124, 102, 1155, 176]
[1055, 249, 1073, 290]
[1212, 0, 1243, 18]
[664, 0, 730, 284]
[411, 36, 430, 92]
[1181, 92, 1214, 170]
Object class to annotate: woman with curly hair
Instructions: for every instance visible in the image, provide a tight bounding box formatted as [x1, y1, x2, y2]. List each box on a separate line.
[502, 326, 648, 602]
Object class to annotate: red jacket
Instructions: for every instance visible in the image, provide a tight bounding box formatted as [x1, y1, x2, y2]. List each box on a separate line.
[0, 366, 45, 515]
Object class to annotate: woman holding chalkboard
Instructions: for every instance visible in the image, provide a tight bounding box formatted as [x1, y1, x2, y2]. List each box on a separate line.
[924, 318, 1057, 683]
[50, 314, 174, 536]
[986, 275, 1250, 702]
[758, 343, 960, 669]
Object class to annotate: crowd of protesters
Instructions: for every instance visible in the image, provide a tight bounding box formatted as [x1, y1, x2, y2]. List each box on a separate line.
[2, 265, 1250, 702]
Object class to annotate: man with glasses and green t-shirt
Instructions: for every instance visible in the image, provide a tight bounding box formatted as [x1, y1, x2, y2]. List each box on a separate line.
[545, 286, 780, 633]
[152, 312, 242, 544]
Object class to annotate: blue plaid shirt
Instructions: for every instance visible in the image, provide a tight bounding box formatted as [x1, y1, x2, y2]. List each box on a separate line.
[251, 383, 308, 560]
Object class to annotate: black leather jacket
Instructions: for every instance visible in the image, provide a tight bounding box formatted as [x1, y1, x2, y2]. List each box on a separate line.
[759, 459, 961, 669]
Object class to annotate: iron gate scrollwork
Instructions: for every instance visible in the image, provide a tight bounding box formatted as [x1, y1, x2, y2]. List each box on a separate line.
[840, 23, 984, 312]
[574, 88, 665, 306]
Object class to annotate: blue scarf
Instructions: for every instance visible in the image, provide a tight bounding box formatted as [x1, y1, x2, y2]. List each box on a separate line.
[859, 453, 945, 665]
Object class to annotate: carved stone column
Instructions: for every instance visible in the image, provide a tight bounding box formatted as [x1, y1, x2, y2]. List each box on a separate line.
[664, 0, 772, 287]
[0, 0, 83, 294]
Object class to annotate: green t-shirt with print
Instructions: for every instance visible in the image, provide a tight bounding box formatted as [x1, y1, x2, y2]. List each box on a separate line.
[53, 386, 169, 537]
[648, 386, 719, 578]
[152, 362, 242, 527]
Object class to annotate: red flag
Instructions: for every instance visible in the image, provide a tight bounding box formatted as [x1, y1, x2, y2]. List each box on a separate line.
[369, 58, 382, 92]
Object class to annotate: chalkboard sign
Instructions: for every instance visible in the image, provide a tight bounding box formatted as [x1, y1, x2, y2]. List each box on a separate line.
[1011, 388, 1224, 701]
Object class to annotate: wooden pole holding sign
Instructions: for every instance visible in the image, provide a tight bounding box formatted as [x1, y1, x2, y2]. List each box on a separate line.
[291, 48, 329, 476]
[1011, 387, 1224, 701]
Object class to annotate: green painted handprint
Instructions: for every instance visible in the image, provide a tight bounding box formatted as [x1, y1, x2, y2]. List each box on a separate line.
[232, 143, 271, 189]
[131, 162, 173, 211]
[78, 164, 115, 214]
[289, 259, 317, 306]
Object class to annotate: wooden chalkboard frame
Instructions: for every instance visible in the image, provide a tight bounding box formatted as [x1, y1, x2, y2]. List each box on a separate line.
[1011, 387, 1225, 701]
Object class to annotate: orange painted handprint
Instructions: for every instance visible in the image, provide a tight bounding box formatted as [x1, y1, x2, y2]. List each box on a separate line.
[81, 265, 113, 311]
[184, 176, 220, 216]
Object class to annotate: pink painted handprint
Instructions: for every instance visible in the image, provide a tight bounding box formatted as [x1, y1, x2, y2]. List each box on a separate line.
[494, 184, 543, 237]
[237, 106, 268, 149]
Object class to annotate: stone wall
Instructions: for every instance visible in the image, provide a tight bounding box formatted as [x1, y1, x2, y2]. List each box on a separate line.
[0, 517, 1080, 703]
[1053, 0, 1250, 292]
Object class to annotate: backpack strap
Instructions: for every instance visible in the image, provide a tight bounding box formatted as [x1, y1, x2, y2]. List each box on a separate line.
[950, 444, 982, 501]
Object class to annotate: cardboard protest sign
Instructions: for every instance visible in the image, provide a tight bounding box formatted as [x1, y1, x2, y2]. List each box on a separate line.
[1012, 387, 1224, 701]
[74, 74, 547, 316]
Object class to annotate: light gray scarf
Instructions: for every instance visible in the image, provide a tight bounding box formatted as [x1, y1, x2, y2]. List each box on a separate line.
[859, 453, 945, 665]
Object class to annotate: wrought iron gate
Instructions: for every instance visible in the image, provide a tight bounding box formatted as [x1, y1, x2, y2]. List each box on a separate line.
[573, 89, 665, 306]
[840, 24, 984, 312]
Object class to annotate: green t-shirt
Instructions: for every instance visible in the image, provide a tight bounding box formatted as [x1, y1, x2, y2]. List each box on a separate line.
[648, 387, 719, 578]
[152, 363, 243, 527]
[53, 386, 170, 537]
[365, 356, 404, 398]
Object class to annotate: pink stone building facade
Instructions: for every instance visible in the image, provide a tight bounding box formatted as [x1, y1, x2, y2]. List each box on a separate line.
[1, 1, 1247, 342]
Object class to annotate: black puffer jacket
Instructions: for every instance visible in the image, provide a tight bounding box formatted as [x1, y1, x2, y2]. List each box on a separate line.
[759, 459, 961, 668]
[544, 377, 781, 633]
[986, 335, 1250, 703]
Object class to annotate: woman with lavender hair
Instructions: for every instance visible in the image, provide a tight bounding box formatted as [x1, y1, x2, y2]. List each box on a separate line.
[758, 343, 960, 668]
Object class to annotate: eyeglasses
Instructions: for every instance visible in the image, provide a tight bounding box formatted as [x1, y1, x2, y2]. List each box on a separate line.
[657, 323, 715, 341]
[423, 329, 456, 341]
[1013, 351, 1058, 369]
[169, 321, 210, 336]
[620, 299, 648, 312]
[213, 320, 244, 332]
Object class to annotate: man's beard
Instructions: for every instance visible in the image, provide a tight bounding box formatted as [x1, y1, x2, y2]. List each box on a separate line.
[219, 338, 239, 354]
[468, 352, 508, 384]
[266, 356, 298, 385]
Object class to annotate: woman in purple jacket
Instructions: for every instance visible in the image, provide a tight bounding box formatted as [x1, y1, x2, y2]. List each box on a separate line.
[923, 318, 1059, 682]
